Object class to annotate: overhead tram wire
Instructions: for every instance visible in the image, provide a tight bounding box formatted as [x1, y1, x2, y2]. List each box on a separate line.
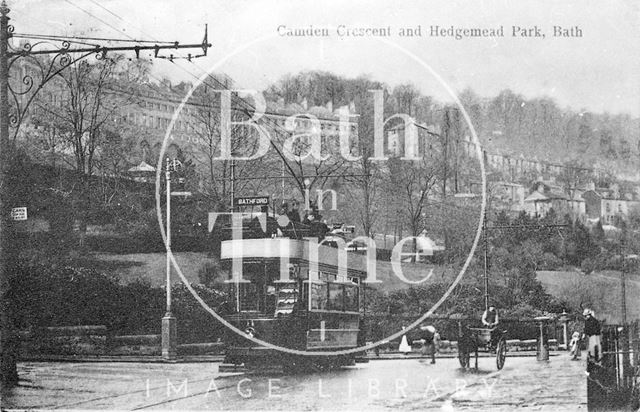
[60, 0, 207, 63]
[56, 0, 208, 63]
[66, 0, 340, 153]
[66, 0, 590, 194]
[174, 59, 358, 178]
[62, 0, 139, 43]
[85, 0, 165, 44]
[12, 33, 174, 44]
[181, 60, 373, 186]
[140, 69, 300, 186]
[167, 60, 313, 184]
[87, 0, 145, 29]
[11, 34, 110, 48]
[70, 0, 355, 186]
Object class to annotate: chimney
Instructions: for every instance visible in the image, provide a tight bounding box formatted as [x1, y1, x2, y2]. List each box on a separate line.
[611, 183, 620, 199]
[160, 77, 172, 90]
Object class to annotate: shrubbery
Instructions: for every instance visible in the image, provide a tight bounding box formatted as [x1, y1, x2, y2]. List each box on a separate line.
[8, 262, 230, 343]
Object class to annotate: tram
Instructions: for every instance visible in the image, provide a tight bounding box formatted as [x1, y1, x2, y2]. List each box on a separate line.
[217, 214, 369, 370]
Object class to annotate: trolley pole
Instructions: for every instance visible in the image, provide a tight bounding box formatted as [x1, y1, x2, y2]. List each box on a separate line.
[483, 207, 489, 313]
[162, 158, 177, 361]
[230, 159, 236, 212]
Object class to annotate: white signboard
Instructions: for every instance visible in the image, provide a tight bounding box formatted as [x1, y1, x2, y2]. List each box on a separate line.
[11, 207, 27, 221]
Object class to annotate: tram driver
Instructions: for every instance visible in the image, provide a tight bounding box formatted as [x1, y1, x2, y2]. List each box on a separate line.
[482, 305, 500, 349]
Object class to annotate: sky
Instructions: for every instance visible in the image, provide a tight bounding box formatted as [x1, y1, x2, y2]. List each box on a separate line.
[11, 0, 640, 116]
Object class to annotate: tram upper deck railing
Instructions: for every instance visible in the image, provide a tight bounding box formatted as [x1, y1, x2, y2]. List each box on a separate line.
[220, 237, 372, 277]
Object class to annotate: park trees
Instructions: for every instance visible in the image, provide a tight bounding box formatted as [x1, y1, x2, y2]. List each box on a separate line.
[31, 55, 148, 246]
[187, 76, 272, 212]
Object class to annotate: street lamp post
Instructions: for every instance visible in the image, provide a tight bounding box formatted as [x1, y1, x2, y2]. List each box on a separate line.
[162, 158, 177, 361]
[0, 0, 18, 386]
[0, 4, 209, 382]
[558, 310, 570, 351]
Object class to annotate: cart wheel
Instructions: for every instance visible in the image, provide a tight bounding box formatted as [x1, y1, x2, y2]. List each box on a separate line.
[458, 346, 470, 368]
[496, 339, 507, 370]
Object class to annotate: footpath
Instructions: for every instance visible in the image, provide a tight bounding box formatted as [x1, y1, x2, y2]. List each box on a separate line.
[18, 349, 553, 363]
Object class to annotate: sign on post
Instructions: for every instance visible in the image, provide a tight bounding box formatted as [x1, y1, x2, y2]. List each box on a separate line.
[234, 196, 269, 207]
[11, 207, 27, 221]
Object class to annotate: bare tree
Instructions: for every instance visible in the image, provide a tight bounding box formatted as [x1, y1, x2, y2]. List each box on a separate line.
[386, 151, 441, 241]
[33, 55, 144, 246]
[341, 78, 389, 237]
[188, 80, 271, 212]
[265, 72, 356, 203]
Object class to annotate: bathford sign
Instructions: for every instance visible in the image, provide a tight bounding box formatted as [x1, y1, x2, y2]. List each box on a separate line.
[234, 196, 269, 207]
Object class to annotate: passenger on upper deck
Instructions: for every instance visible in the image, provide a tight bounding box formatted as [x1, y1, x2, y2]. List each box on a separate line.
[287, 200, 301, 223]
[304, 203, 329, 240]
[249, 205, 278, 238]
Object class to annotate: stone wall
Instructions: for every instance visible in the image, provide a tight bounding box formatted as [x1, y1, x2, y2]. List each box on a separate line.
[18, 326, 224, 358]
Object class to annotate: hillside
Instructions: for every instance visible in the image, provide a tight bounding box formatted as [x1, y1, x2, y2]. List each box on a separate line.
[88, 252, 208, 287]
[536, 270, 640, 323]
[89, 251, 459, 291]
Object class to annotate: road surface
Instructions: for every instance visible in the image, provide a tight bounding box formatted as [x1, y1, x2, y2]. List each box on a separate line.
[2, 354, 586, 410]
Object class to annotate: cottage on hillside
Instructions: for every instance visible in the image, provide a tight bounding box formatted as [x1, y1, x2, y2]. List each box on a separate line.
[523, 181, 585, 218]
[582, 183, 640, 225]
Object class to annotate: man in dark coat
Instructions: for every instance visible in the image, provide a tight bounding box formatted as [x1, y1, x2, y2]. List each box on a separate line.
[583, 309, 602, 362]
[419, 325, 439, 364]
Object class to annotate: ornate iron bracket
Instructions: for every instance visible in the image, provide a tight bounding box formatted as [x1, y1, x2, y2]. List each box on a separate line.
[1, 0, 211, 140]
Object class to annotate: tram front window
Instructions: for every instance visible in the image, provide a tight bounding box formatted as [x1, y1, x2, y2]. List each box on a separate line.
[344, 284, 359, 312]
[309, 281, 359, 313]
[310, 283, 328, 310]
[327, 283, 344, 311]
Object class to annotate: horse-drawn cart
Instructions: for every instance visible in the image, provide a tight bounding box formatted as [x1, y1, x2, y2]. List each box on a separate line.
[458, 326, 507, 370]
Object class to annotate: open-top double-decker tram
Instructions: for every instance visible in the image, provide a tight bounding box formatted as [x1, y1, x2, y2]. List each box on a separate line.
[217, 214, 370, 371]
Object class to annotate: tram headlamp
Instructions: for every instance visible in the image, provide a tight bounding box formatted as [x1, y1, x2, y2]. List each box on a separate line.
[287, 263, 300, 278]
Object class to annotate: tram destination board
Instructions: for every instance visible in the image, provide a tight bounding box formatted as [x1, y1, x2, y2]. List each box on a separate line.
[234, 196, 270, 207]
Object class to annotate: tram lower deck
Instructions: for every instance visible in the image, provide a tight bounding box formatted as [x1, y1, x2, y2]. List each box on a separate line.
[219, 238, 369, 369]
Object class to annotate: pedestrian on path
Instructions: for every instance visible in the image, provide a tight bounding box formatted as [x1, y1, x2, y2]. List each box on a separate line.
[419, 325, 439, 364]
[583, 308, 602, 363]
[569, 331, 582, 360]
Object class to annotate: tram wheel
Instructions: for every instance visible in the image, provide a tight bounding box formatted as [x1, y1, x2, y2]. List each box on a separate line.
[496, 339, 507, 370]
